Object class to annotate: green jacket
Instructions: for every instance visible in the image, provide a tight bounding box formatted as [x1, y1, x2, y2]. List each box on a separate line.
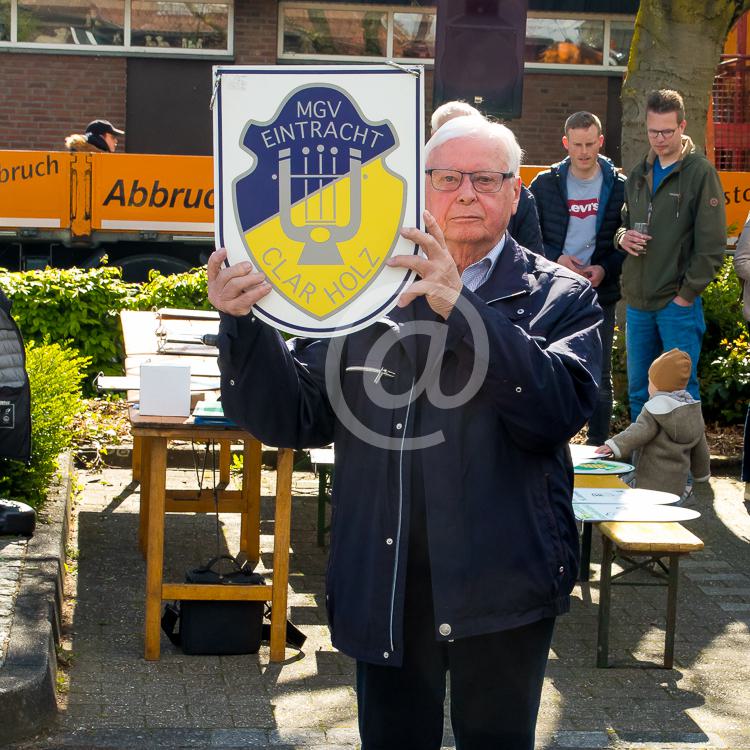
[614, 136, 726, 310]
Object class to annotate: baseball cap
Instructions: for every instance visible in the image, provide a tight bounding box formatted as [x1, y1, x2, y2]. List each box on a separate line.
[85, 119, 125, 137]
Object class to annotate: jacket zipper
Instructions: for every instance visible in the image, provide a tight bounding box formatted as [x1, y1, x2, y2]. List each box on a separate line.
[345, 366, 396, 383]
[388, 378, 415, 653]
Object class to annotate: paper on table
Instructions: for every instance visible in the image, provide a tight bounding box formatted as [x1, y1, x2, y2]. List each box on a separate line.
[573, 487, 680, 505]
[573, 503, 700, 522]
[569, 443, 600, 463]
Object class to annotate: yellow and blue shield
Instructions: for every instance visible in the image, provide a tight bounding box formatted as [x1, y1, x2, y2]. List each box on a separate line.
[233, 85, 407, 323]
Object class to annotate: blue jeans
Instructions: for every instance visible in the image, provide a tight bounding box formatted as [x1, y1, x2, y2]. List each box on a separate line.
[625, 298, 706, 420]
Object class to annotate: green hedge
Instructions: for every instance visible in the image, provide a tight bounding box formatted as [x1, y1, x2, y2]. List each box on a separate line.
[0, 266, 210, 391]
[0, 341, 90, 508]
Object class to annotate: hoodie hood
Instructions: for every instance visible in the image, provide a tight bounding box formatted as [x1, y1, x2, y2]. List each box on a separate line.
[643, 391, 706, 444]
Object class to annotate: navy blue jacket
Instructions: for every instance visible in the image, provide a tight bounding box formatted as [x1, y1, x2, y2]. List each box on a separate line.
[507, 185, 544, 255]
[529, 155, 626, 306]
[218, 237, 602, 666]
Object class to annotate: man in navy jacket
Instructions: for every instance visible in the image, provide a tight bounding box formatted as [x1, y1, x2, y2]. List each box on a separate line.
[209, 116, 602, 750]
[530, 111, 625, 445]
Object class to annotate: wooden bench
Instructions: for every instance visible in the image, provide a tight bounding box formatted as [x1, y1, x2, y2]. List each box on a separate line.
[596, 520, 704, 669]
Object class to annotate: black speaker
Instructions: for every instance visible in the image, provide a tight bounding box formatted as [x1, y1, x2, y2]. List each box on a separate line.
[433, 0, 528, 120]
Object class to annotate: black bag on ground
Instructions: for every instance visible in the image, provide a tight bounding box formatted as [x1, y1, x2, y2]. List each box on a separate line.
[162, 555, 265, 655]
[0, 498, 36, 536]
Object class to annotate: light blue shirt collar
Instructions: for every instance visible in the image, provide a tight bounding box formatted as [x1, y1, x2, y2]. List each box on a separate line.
[460, 235, 506, 292]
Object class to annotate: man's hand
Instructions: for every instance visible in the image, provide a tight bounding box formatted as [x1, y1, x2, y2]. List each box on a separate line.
[207, 248, 272, 317]
[556, 254, 585, 274]
[581, 264, 605, 287]
[594, 445, 613, 456]
[618, 229, 650, 256]
[389, 210, 463, 320]
[672, 295, 693, 307]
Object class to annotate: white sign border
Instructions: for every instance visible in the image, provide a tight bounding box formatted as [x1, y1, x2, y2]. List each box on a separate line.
[213, 64, 425, 338]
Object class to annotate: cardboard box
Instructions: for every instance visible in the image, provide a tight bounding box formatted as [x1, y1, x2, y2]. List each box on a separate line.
[139, 363, 191, 417]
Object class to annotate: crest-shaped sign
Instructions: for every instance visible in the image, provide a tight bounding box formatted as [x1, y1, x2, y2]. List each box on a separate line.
[214, 66, 424, 337]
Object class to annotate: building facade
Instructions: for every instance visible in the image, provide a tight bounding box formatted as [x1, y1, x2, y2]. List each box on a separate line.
[0, 0, 638, 164]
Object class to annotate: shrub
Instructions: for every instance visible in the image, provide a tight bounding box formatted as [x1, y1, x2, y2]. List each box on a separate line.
[133, 267, 211, 311]
[0, 341, 90, 508]
[0, 266, 137, 384]
[700, 258, 749, 423]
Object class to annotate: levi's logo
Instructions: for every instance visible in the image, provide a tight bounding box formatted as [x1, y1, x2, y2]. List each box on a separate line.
[567, 198, 598, 218]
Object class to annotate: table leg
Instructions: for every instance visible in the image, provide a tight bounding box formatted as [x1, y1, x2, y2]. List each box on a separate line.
[219, 439, 231, 485]
[579, 522, 592, 582]
[270, 447, 293, 662]
[132, 435, 142, 484]
[664, 554, 679, 669]
[138, 438, 152, 559]
[596, 535, 613, 668]
[240, 438, 262, 562]
[144, 437, 167, 661]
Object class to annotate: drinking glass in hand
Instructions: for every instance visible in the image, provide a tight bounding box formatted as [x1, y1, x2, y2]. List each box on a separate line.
[632, 222, 650, 255]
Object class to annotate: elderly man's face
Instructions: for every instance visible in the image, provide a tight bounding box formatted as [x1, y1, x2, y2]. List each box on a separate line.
[426, 136, 521, 257]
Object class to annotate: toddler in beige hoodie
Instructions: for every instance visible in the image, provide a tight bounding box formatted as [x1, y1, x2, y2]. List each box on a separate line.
[595, 348, 710, 499]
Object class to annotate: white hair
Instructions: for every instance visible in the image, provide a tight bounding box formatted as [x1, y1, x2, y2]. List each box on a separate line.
[430, 100, 482, 134]
[424, 115, 524, 176]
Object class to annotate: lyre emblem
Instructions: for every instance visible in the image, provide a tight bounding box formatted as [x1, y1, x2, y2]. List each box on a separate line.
[278, 145, 362, 265]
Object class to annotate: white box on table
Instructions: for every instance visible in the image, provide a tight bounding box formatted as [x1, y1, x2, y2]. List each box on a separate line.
[139, 363, 191, 417]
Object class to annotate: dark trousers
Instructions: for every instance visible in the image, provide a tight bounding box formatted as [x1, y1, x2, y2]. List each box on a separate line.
[586, 301, 616, 445]
[356, 566, 555, 750]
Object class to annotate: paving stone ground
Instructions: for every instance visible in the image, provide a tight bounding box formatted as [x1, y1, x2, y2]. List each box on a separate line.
[0, 537, 26, 668]
[5, 462, 750, 749]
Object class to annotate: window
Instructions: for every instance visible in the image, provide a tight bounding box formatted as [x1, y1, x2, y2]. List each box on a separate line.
[131, 0, 228, 50]
[279, 2, 435, 62]
[279, 3, 632, 71]
[0, 0, 10, 41]
[17, 0, 124, 45]
[526, 17, 604, 66]
[1, 0, 231, 53]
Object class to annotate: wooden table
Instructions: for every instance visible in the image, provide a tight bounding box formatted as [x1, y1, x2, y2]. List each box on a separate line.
[129, 408, 293, 662]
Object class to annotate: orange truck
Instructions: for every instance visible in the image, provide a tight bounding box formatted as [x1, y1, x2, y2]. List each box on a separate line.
[0, 150, 214, 281]
[0, 151, 748, 281]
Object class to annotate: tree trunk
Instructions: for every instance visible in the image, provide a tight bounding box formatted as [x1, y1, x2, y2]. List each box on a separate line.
[621, 1, 750, 172]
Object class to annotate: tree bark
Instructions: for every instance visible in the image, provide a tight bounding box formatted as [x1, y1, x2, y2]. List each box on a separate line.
[621, 1, 750, 172]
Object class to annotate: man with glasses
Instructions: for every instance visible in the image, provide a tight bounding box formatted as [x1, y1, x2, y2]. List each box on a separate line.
[208, 116, 602, 749]
[616, 89, 725, 419]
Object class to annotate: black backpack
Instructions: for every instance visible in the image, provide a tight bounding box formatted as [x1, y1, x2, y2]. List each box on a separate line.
[0, 288, 31, 464]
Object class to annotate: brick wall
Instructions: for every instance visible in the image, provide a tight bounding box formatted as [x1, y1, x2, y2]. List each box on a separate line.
[509, 73, 612, 166]
[0, 54, 126, 151]
[234, 0, 278, 64]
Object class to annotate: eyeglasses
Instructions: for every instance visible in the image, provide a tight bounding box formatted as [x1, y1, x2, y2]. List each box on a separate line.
[426, 168, 515, 193]
[647, 128, 677, 140]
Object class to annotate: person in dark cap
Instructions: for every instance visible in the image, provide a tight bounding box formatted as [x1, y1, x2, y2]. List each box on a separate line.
[64, 119, 124, 153]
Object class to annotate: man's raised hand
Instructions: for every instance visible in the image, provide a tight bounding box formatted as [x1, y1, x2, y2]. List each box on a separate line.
[207, 248, 272, 317]
[389, 210, 463, 320]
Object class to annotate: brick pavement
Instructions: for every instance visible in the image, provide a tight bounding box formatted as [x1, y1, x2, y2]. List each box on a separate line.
[0, 537, 25, 668]
[6, 464, 750, 749]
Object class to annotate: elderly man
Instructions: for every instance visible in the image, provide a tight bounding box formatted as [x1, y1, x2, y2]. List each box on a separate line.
[208, 116, 602, 750]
